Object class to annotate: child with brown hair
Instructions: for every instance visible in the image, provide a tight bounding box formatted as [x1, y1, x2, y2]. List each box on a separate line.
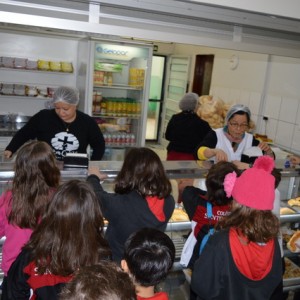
[87, 147, 175, 263]
[191, 156, 282, 299]
[0, 140, 61, 299]
[7, 180, 111, 300]
[60, 261, 136, 300]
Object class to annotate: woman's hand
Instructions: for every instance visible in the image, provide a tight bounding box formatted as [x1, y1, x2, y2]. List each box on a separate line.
[258, 142, 274, 157]
[289, 155, 300, 166]
[213, 149, 228, 162]
[3, 150, 12, 159]
[88, 166, 108, 181]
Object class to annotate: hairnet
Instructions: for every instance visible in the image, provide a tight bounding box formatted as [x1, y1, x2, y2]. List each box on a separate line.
[225, 104, 251, 123]
[52, 86, 79, 105]
[179, 93, 199, 111]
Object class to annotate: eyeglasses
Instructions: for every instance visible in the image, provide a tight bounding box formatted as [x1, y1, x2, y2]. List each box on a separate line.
[228, 122, 249, 130]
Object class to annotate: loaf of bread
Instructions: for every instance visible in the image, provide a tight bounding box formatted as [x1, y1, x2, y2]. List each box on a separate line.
[287, 230, 300, 253]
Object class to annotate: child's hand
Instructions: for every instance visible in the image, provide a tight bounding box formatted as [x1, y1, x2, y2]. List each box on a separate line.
[88, 166, 108, 181]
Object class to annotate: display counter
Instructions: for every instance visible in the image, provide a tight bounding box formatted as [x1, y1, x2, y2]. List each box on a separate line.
[0, 159, 300, 292]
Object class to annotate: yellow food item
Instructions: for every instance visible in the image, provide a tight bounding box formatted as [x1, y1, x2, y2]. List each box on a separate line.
[288, 197, 300, 207]
[280, 207, 295, 215]
[287, 231, 300, 253]
[171, 208, 189, 222]
[37, 60, 50, 71]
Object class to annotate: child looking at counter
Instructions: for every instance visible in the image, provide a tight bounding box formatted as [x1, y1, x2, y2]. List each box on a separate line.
[87, 147, 175, 263]
[191, 156, 282, 300]
[0, 141, 61, 299]
[122, 228, 175, 300]
[7, 180, 111, 300]
[180, 161, 240, 300]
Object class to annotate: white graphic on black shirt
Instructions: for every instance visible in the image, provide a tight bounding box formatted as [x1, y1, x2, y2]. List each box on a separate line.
[51, 132, 79, 159]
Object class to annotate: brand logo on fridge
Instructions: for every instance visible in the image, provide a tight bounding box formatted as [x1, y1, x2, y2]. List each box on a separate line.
[96, 46, 128, 56]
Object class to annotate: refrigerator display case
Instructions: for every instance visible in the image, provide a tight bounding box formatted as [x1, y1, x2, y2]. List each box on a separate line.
[83, 40, 153, 160]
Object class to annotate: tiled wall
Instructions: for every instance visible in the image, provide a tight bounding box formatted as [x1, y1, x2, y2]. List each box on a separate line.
[210, 55, 300, 155]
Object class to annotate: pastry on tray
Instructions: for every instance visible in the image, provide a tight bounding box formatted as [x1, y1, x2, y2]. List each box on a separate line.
[280, 207, 296, 215]
[288, 197, 300, 207]
[287, 230, 300, 253]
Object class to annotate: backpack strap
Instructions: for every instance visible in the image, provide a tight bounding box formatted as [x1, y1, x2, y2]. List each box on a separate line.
[199, 202, 214, 254]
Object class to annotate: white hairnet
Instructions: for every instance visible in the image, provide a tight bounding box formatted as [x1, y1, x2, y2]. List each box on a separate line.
[52, 86, 79, 105]
[225, 104, 251, 123]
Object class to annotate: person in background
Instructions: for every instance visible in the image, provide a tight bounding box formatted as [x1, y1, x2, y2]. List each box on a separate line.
[165, 92, 212, 160]
[196, 104, 274, 169]
[289, 155, 300, 166]
[191, 156, 282, 300]
[0, 141, 60, 300]
[4, 86, 105, 161]
[7, 180, 111, 300]
[60, 261, 136, 300]
[87, 147, 175, 263]
[121, 228, 175, 300]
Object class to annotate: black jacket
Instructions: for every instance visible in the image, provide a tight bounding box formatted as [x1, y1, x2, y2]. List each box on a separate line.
[165, 111, 212, 154]
[87, 175, 175, 262]
[191, 229, 282, 300]
[5, 109, 105, 160]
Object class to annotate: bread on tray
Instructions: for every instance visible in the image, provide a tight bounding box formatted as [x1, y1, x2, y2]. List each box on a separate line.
[288, 197, 300, 207]
[287, 230, 300, 253]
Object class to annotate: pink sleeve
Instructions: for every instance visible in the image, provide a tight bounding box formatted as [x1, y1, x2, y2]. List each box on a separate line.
[0, 191, 12, 238]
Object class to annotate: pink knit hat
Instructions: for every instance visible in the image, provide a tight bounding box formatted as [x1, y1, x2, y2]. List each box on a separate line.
[224, 156, 275, 210]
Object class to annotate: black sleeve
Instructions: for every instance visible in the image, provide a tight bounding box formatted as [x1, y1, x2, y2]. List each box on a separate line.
[86, 174, 107, 214]
[194, 130, 217, 159]
[7, 249, 31, 300]
[165, 115, 175, 141]
[87, 118, 106, 160]
[5, 113, 40, 154]
[182, 186, 206, 220]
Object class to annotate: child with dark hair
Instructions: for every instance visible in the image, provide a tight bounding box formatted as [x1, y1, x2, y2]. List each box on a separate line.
[7, 180, 111, 300]
[60, 261, 136, 300]
[87, 147, 175, 263]
[121, 228, 175, 300]
[180, 161, 240, 270]
[191, 156, 282, 300]
[0, 140, 61, 299]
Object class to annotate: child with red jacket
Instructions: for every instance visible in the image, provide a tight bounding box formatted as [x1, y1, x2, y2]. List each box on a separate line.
[191, 156, 282, 300]
[181, 161, 240, 270]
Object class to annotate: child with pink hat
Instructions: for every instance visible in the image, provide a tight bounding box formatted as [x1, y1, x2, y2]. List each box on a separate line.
[191, 156, 282, 300]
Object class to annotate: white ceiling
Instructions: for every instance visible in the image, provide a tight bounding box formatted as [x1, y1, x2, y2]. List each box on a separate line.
[0, 0, 300, 56]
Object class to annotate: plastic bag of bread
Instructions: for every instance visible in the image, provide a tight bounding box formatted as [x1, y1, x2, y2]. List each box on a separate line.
[287, 230, 300, 253]
[196, 95, 230, 129]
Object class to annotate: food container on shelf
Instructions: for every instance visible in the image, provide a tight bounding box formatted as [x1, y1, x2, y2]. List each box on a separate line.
[14, 58, 27, 69]
[26, 60, 38, 70]
[49, 61, 62, 72]
[1, 57, 14, 68]
[37, 60, 50, 71]
[61, 62, 73, 73]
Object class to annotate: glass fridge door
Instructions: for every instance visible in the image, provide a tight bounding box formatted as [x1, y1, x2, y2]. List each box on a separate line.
[90, 41, 153, 160]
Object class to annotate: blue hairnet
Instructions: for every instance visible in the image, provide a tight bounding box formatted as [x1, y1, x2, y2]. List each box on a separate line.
[52, 86, 79, 105]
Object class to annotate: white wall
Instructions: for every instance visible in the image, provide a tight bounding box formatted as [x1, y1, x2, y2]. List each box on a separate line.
[171, 43, 300, 155]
